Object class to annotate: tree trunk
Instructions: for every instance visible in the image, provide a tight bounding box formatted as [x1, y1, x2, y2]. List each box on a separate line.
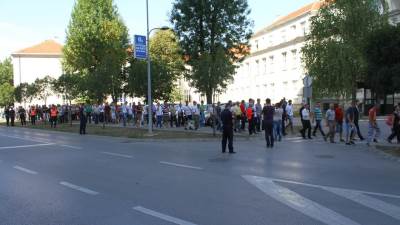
[206, 90, 213, 104]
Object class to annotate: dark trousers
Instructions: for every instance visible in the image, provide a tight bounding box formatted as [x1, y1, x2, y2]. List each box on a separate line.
[264, 122, 274, 147]
[255, 116, 261, 132]
[313, 120, 325, 136]
[354, 121, 364, 139]
[10, 117, 15, 126]
[301, 120, 312, 138]
[87, 112, 92, 124]
[50, 116, 57, 128]
[170, 114, 176, 128]
[282, 118, 286, 135]
[5, 116, 9, 126]
[241, 115, 246, 130]
[20, 115, 26, 126]
[178, 114, 184, 127]
[222, 128, 233, 152]
[80, 118, 87, 134]
[388, 126, 400, 142]
[248, 118, 256, 135]
[30, 116, 36, 125]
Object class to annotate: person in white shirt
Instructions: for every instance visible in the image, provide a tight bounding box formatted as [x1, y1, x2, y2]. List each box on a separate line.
[285, 100, 294, 133]
[300, 104, 312, 139]
[326, 103, 336, 143]
[273, 102, 284, 141]
[183, 101, 192, 130]
[192, 101, 200, 130]
[156, 102, 163, 128]
[121, 102, 128, 127]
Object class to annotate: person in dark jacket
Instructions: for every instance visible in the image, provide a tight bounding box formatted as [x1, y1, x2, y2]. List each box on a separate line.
[388, 105, 400, 143]
[221, 102, 235, 153]
[353, 101, 364, 140]
[79, 104, 87, 135]
[263, 98, 275, 148]
[9, 106, 15, 127]
[4, 106, 10, 126]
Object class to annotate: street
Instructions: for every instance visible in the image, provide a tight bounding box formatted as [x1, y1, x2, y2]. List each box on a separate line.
[1, 126, 400, 225]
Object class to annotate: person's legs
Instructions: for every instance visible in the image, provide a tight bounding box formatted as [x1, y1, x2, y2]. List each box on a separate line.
[265, 123, 270, 147]
[194, 115, 199, 129]
[222, 129, 228, 152]
[228, 129, 234, 152]
[269, 123, 274, 147]
[355, 121, 364, 140]
[317, 120, 326, 136]
[5, 116, 9, 126]
[306, 121, 312, 138]
[277, 120, 282, 141]
[367, 122, 374, 144]
[11, 117, 14, 126]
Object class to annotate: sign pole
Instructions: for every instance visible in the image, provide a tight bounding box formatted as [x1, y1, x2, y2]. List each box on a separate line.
[146, 0, 152, 134]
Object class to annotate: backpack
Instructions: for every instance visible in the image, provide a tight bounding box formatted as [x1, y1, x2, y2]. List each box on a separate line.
[386, 114, 394, 126]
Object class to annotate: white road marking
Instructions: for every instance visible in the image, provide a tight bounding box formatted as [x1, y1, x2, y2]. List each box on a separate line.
[13, 165, 38, 175]
[59, 181, 99, 195]
[0, 133, 47, 143]
[292, 140, 305, 143]
[160, 161, 203, 170]
[243, 175, 361, 225]
[271, 177, 400, 199]
[133, 206, 198, 225]
[60, 144, 83, 150]
[0, 143, 55, 150]
[285, 137, 304, 140]
[101, 151, 133, 159]
[323, 187, 400, 221]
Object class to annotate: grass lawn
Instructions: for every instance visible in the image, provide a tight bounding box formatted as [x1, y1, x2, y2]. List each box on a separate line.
[0, 122, 221, 140]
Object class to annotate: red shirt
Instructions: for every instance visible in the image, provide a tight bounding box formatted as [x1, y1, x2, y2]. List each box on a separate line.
[335, 107, 343, 122]
[369, 108, 377, 122]
[246, 107, 253, 120]
[240, 103, 246, 114]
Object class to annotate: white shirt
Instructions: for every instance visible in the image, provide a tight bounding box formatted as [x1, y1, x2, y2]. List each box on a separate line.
[286, 104, 293, 117]
[273, 108, 283, 121]
[156, 106, 163, 116]
[183, 105, 192, 116]
[192, 104, 200, 115]
[301, 108, 310, 120]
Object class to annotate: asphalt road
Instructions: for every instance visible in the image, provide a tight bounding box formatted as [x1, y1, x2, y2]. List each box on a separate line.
[1, 126, 400, 225]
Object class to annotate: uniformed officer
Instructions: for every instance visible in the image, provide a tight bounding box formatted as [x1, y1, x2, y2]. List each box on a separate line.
[9, 106, 15, 127]
[4, 106, 10, 126]
[221, 102, 235, 154]
[79, 104, 87, 135]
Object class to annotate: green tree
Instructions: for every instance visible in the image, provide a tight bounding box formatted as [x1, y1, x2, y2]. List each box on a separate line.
[34, 76, 55, 106]
[63, 0, 129, 103]
[170, 0, 253, 103]
[0, 58, 14, 106]
[302, 0, 388, 100]
[52, 73, 81, 104]
[364, 25, 400, 100]
[14, 83, 28, 104]
[126, 30, 185, 101]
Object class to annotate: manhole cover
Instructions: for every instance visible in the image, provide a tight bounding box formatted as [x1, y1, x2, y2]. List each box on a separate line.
[314, 154, 335, 159]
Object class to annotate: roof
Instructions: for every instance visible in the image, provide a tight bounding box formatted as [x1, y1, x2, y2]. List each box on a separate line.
[253, 1, 323, 39]
[12, 40, 63, 57]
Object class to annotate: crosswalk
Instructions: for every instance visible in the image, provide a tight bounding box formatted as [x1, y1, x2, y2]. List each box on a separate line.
[243, 175, 400, 225]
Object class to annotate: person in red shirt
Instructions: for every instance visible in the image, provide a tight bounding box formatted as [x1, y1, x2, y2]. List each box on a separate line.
[246, 99, 256, 135]
[50, 105, 58, 128]
[334, 103, 344, 142]
[367, 103, 380, 146]
[240, 100, 246, 131]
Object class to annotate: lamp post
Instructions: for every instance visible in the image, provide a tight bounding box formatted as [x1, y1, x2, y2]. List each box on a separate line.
[146, 0, 169, 134]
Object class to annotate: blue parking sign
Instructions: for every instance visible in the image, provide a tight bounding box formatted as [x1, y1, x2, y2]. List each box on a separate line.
[134, 35, 147, 60]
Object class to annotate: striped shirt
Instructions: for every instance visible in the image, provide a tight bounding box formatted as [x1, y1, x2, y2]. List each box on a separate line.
[314, 107, 323, 121]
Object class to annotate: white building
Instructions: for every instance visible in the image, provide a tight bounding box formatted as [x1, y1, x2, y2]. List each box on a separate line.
[11, 40, 63, 105]
[220, 1, 322, 104]
[386, 0, 400, 24]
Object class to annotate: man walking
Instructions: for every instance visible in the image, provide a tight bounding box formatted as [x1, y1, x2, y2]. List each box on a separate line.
[262, 98, 275, 148]
[326, 103, 336, 143]
[18, 106, 27, 126]
[388, 105, 400, 143]
[300, 104, 312, 139]
[312, 102, 327, 141]
[192, 101, 200, 130]
[255, 98, 262, 132]
[79, 104, 87, 135]
[335, 103, 345, 142]
[367, 103, 380, 146]
[9, 106, 15, 127]
[285, 100, 294, 133]
[353, 101, 364, 140]
[4, 106, 10, 126]
[221, 102, 235, 154]
[50, 104, 58, 128]
[345, 104, 356, 145]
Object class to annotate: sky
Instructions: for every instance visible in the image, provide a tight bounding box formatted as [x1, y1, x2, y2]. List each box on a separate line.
[0, 0, 314, 60]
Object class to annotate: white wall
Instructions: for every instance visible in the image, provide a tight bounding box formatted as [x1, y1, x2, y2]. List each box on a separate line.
[12, 55, 63, 106]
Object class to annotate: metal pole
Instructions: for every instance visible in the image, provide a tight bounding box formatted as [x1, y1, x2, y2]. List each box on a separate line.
[146, 0, 152, 134]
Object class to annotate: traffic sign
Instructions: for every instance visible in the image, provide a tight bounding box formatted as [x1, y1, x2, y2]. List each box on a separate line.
[134, 35, 147, 60]
[303, 75, 313, 87]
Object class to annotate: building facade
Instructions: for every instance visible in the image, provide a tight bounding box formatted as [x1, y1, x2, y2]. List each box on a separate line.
[386, 0, 400, 24]
[219, 2, 322, 104]
[11, 40, 64, 106]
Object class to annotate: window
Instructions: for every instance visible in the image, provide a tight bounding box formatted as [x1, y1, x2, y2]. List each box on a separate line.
[269, 56, 274, 73]
[291, 25, 297, 37]
[300, 21, 306, 35]
[282, 52, 287, 70]
[291, 49, 297, 69]
[262, 58, 267, 74]
[255, 40, 259, 50]
[256, 60, 260, 75]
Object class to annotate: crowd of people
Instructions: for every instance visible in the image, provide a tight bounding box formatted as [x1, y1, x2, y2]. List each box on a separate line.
[2, 98, 400, 151]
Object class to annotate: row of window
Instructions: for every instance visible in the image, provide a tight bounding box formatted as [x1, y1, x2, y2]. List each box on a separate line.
[253, 21, 307, 51]
[240, 49, 300, 76]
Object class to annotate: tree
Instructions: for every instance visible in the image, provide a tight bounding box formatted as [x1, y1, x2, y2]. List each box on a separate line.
[302, 0, 388, 100]
[52, 73, 81, 104]
[34, 76, 55, 106]
[170, 0, 253, 103]
[364, 25, 400, 100]
[63, 0, 129, 103]
[126, 30, 185, 101]
[0, 58, 14, 106]
[14, 83, 29, 104]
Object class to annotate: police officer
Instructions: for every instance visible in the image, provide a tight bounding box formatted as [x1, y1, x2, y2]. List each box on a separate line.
[9, 106, 15, 127]
[4, 106, 10, 126]
[79, 104, 87, 135]
[221, 102, 235, 154]
[18, 106, 27, 126]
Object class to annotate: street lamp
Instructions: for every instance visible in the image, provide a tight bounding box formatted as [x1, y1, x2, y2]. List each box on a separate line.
[146, 0, 170, 134]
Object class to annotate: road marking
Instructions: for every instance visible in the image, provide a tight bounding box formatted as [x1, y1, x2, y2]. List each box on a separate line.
[270, 177, 400, 199]
[13, 165, 38, 175]
[160, 161, 203, 170]
[243, 175, 360, 225]
[59, 181, 99, 195]
[101, 151, 133, 159]
[292, 140, 305, 143]
[0, 134, 47, 143]
[133, 206, 198, 225]
[285, 137, 304, 140]
[323, 187, 400, 221]
[60, 144, 83, 150]
[0, 143, 55, 150]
